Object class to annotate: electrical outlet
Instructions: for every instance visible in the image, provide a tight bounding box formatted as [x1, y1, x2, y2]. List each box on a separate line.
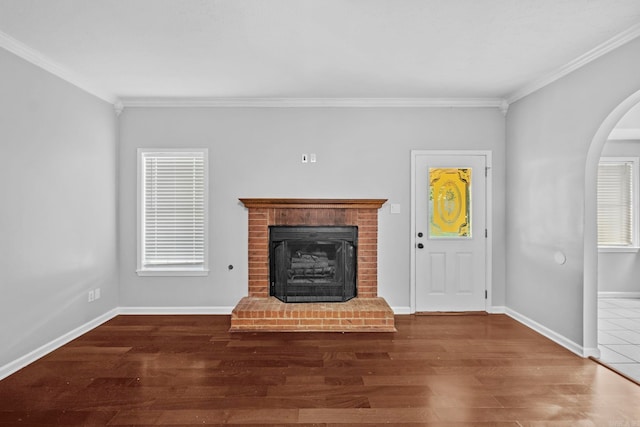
[310, 153, 316, 163]
[88, 290, 95, 302]
[94, 288, 101, 300]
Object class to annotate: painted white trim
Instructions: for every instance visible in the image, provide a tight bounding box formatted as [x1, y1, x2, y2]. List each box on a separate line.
[0, 30, 116, 104]
[598, 246, 640, 253]
[410, 152, 418, 313]
[391, 306, 412, 315]
[2, 21, 638, 111]
[4, 304, 604, 382]
[584, 347, 601, 359]
[598, 291, 640, 299]
[507, 23, 640, 104]
[410, 150, 493, 314]
[0, 308, 119, 381]
[114, 100, 125, 117]
[135, 269, 211, 277]
[0, 306, 236, 380]
[118, 306, 234, 315]
[120, 97, 506, 109]
[485, 155, 494, 313]
[609, 129, 640, 140]
[506, 308, 585, 357]
[488, 306, 506, 314]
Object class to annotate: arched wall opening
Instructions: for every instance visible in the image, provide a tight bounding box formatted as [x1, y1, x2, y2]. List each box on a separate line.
[584, 89, 640, 356]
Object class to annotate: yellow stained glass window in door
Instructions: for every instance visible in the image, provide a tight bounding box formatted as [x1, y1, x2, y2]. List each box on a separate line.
[429, 168, 471, 238]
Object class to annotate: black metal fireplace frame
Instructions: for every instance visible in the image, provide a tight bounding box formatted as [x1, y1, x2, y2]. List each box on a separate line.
[269, 225, 358, 303]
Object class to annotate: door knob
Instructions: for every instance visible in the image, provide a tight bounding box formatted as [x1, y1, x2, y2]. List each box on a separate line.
[417, 232, 423, 238]
[417, 243, 424, 249]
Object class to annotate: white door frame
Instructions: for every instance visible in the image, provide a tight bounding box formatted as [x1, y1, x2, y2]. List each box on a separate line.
[410, 150, 493, 313]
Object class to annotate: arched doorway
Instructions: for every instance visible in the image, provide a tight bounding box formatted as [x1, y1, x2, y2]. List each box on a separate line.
[584, 90, 640, 358]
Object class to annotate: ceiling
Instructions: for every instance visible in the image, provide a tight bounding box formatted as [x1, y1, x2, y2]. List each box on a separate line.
[1, 0, 639, 105]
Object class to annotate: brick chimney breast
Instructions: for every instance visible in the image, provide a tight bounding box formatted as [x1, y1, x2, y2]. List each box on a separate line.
[231, 198, 395, 332]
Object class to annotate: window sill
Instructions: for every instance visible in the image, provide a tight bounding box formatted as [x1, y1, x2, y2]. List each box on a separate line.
[136, 269, 210, 277]
[598, 247, 640, 253]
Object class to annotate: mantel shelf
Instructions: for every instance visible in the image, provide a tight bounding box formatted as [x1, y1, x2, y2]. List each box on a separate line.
[239, 198, 387, 210]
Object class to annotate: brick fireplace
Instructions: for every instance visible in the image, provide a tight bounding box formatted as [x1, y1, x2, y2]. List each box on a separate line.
[230, 198, 395, 332]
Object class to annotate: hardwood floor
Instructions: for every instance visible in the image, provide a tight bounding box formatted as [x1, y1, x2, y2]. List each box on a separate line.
[1, 314, 639, 426]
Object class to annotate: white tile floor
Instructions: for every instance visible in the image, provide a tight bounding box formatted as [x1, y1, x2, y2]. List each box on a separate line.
[598, 298, 640, 383]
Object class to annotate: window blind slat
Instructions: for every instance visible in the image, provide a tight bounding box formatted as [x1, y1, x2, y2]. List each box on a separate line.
[141, 152, 206, 268]
[597, 160, 634, 246]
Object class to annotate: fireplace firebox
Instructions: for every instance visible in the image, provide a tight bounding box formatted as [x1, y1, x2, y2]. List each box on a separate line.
[269, 226, 357, 303]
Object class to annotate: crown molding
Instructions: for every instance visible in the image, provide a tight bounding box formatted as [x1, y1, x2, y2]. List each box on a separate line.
[5, 20, 638, 112]
[0, 30, 116, 104]
[114, 100, 125, 117]
[507, 23, 640, 105]
[119, 96, 506, 110]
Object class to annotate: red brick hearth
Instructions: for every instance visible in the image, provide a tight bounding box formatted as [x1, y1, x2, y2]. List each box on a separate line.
[231, 198, 396, 332]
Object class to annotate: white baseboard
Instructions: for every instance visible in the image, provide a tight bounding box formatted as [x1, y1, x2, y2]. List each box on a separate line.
[488, 305, 507, 314]
[598, 291, 640, 299]
[584, 347, 601, 359]
[0, 306, 235, 381]
[2, 304, 597, 381]
[118, 306, 234, 315]
[401, 306, 506, 315]
[0, 308, 119, 381]
[505, 308, 585, 357]
[392, 306, 412, 315]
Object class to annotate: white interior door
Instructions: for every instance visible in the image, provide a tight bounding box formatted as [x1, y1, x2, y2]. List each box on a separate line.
[414, 153, 487, 312]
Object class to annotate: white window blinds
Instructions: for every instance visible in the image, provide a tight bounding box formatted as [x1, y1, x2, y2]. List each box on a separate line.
[597, 159, 635, 247]
[139, 150, 208, 273]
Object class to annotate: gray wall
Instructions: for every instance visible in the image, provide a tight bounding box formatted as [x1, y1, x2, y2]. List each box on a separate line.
[118, 107, 506, 310]
[506, 37, 640, 346]
[598, 139, 640, 294]
[0, 49, 118, 367]
[616, 103, 640, 129]
[7, 28, 640, 372]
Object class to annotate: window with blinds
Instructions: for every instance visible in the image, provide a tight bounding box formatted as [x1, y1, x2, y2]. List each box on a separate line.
[597, 157, 638, 249]
[137, 149, 208, 275]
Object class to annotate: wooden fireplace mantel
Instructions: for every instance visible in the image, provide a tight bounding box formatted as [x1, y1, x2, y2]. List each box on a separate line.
[239, 198, 387, 210]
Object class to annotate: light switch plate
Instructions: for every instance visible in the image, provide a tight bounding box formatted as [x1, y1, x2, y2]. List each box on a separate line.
[390, 203, 401, 214]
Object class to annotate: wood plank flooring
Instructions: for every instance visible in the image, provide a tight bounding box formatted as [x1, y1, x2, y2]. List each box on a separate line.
[1, 314, 639, 426]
